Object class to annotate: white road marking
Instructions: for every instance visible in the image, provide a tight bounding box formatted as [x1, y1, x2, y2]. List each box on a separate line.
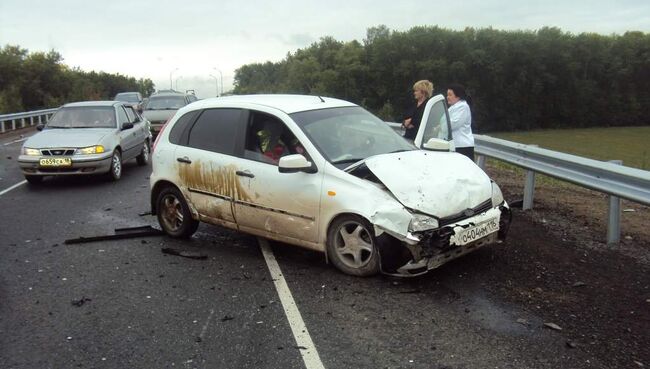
[259, 238, 326, 369]
[0, 180, 26, 196]
[198, 308, 215, 340]
[3, 136, 30, 146]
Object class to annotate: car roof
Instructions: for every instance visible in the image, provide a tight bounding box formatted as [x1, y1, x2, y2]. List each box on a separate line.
[150, 92, 187, 97]
[185, 94, 357, 114]
[62, 101, 121, 108]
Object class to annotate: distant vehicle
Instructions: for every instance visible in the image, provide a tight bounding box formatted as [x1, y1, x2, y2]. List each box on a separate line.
[142, 91, 195, 136]
[114, 92, 144, 113]
[18, 101, 152, 184]
[149, 94, 511, 277]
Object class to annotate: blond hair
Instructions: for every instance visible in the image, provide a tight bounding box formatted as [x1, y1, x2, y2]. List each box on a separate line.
[413, 80, 434, 99]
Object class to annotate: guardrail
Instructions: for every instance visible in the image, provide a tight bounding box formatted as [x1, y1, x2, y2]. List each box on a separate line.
[473, 135, 650, 244]
[0, 108, 59, 134]
[387, 122, 650, 244]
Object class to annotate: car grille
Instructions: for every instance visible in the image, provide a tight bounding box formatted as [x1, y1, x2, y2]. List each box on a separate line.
[438, 199, 493, 227]
[41, 149, 75, 156]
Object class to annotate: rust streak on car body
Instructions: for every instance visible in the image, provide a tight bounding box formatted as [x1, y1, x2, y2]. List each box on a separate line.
[178, 160, 253, 202]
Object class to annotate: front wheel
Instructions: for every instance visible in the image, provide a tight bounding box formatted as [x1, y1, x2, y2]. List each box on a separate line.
[107, 150, 122, 181]
[326, 215, 380, 277]
[156, 186, 199, 239]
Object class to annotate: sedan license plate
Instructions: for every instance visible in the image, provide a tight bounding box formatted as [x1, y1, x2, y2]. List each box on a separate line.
[39, 157, 72, 167]
[453, 217, 499, 246]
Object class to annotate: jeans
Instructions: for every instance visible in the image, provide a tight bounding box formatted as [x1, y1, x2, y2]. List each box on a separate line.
[456, 146, 475, 162]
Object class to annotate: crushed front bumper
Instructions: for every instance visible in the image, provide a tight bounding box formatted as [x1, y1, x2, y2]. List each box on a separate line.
[378, 204, 512, 277]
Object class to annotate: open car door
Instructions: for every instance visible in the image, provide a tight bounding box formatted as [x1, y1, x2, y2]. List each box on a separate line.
[413, 94, 454, 151]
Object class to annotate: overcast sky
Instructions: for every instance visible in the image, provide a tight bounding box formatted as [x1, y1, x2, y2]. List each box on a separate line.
[1, 0, 649, 98]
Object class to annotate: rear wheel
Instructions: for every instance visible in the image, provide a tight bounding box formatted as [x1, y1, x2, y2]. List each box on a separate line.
[136, 140, 150, 166]
[326, 214, 380, 277]
[156, 186, 198, 238]
[107, 150, 122, 181]
[25, 175, 43, 185]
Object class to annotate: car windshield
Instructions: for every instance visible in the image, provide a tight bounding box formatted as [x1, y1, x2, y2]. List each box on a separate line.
[290, 106, 415, 166]
[46, 106, 116, 129]
[114, 93, 140, 103]
[145, 96, 186, 110]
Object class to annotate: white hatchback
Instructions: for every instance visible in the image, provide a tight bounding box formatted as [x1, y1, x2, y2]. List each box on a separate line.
[150, 94, 511, 277]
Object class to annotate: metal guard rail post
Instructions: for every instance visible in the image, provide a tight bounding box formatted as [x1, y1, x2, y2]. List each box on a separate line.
[474, 134, 650, 244]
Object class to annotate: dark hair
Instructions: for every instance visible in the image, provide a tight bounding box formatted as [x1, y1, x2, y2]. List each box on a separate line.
[447, 83, 467, 100]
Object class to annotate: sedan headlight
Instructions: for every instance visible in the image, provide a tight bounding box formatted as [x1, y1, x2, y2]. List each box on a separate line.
[75, 145, 105, 155]
[491, 182, 504, 208]
[22, 147, 40, 156]
[409, 213, 439, 232]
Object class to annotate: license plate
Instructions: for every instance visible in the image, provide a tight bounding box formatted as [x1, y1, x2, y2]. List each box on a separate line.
[453, 217, 499, 246]
[39, 157, 72, 167]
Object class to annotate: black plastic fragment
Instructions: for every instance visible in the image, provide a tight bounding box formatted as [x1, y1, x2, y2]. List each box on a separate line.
[161, 248, 208, 260]
[64, 226, 163, 244]
[71, 297, 91, 307]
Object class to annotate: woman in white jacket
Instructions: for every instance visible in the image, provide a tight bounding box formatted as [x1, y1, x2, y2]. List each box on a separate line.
[446, 83, 475, 161]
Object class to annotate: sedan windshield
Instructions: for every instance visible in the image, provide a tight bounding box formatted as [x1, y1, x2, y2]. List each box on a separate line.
[291, 106, 415, 165]
[47, 107, 116, 129]
[114, 93, 140, 103]
[145, 96, 186, 110]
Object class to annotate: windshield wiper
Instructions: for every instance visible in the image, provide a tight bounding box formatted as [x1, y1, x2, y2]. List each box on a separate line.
[388, 149, 411, 154]
[331, 158, 364, 165]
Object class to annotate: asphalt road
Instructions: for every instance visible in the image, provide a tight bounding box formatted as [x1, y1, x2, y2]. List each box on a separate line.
[0, 130, 643, 369]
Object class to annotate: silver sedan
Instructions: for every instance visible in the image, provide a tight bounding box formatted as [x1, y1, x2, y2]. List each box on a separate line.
[18, 101, 152, 184]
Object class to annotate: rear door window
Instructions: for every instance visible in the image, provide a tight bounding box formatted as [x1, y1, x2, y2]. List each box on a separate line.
[186, 109, 243, 155]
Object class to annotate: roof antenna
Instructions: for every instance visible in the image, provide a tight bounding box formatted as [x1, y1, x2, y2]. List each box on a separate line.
[317, 96, 325, 102]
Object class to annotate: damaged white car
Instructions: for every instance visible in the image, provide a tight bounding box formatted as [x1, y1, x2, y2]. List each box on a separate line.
[150, 94, 511, 277]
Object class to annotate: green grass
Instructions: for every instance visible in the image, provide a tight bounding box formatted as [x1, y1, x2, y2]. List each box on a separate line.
[488, 126, 650, 171]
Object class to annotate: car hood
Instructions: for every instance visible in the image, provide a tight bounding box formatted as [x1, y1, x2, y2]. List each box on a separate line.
[142, 110, 176, 122]
[24, 129, 113, 149]
[350, 150, 492, 218]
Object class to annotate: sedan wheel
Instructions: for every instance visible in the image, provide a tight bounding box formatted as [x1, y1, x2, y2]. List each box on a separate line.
[108, 150, 122, 181]
[327, 215, 380, 276]
[156, 186, 199, 238]
[136, 141, 150, 166]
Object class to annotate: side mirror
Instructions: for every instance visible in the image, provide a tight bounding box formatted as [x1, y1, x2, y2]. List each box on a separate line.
[133, 116, 141, 123]
[278, 154, 316, 174]
[37, 124, 45, 131]
[121, 122, 134, 130]
[423, 138, 451, 151]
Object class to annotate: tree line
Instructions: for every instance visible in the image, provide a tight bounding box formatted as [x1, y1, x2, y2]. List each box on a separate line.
[233, 26, 650, 132]
[0, 45, 155, 114]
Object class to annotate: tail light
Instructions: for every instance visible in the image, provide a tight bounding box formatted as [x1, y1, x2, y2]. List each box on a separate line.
[152, 118, 171, 153]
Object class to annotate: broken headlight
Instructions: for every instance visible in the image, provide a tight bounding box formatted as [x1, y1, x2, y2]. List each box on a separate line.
[409, 213, 439, 232]
[491, 182, 504, 208]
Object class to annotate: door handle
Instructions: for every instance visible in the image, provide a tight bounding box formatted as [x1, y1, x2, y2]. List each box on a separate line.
[235, 170, 255, 178]
[176, 157, 192, 164]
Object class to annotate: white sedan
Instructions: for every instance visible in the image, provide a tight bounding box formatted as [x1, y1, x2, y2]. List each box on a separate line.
[149, 94, 511, 277]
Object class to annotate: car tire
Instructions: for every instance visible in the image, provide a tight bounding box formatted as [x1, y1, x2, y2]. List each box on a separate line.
[25, 175, 43, 185]
[326, 214, 380, 277]
[136, 141, 150, 166]
[107, 149, 122, 181]
[156, 186, 199, 239]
